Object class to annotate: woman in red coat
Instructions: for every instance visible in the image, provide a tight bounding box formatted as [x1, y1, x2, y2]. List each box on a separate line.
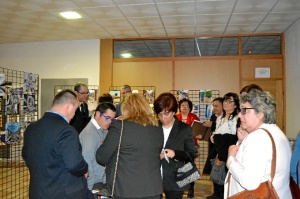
[176, 98, 200, 198]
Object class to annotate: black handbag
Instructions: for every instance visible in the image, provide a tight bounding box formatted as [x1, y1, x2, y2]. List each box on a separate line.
[175, 153, 201, 188]
[210, 156, 226, 185]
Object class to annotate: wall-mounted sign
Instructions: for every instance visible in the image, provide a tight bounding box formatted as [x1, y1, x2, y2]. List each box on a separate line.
[255, 67, 270, 78]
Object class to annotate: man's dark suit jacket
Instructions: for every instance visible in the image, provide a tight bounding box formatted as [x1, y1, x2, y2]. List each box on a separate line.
[70, 102, 90, 134]
[22, 112, 89, 199]
[161, 118, 196, 191]
[96, 120, 164, 198]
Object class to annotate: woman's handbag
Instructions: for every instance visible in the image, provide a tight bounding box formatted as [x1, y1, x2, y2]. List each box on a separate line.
[175, 153, 201, 188]
[96, 120, 124, 198]
[227, 128, 279, 199]
[210, 156, 226, 185]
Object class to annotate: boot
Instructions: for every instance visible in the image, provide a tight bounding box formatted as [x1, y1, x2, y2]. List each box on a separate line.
[187, 185, 194, 198]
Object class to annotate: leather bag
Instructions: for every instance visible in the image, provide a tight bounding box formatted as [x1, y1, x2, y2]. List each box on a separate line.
[210, 156, 226, 185]
[227, 128, 279, 199]
[175, 153, 201, 188]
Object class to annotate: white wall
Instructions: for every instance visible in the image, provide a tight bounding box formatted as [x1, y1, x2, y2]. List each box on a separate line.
[285, 20, 300, 139]
[0, 39, 99, 85]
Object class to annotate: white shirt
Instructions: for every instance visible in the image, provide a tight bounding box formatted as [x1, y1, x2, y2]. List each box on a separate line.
[225, 124, 292, 199]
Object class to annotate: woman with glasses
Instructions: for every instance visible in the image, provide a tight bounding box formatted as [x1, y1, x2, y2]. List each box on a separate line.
[96, 93, 164, 199]
[153, 93, 195, 199]
[225, 89, 292, 199]
[208, 92, 240, 199]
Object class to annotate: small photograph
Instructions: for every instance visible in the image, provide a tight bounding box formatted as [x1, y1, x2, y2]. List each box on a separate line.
[177, 90, 189, 101]
[6, 88, 23, 115]
[23, 94, 37, 114]
[0, 74, 5, 96]
[109, 90, 121, 104]
[143, 90, 155, 102]
[23, 72, 37, 93]
[88, 89, 97, 102]
[5, 121, 21, 144]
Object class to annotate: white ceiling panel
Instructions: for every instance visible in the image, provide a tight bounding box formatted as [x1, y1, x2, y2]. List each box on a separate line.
[0, 0, 299, 44]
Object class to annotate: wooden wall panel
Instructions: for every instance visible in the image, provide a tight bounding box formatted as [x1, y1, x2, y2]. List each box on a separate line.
[113, 61, 173, 96]
[175, 60, 240, 96]
[241, 59, 283, 79]
[100, 39, 113, 94]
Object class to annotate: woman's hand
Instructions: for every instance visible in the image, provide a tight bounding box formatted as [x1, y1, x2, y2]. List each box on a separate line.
[228, 145, 239, 157]
[164, 149, 175, 158]
[210, 134, 215, 144]
[237, 127, 248, 144]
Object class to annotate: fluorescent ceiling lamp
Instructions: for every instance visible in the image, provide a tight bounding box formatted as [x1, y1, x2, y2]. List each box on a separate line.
[121, 53, 132, 58]
[60, 11, 82, 19]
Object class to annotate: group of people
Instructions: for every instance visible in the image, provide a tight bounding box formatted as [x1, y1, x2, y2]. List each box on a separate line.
[22, 83, 299, 199]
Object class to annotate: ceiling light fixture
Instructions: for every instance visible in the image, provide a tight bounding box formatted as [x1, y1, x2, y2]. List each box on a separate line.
[60, 11, 82, 19]
[121, 53, 132, 58]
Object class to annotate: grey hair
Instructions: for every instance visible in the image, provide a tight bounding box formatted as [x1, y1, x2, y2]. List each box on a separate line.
[240, 89, 276, 124]
[121, 84, 131, 91]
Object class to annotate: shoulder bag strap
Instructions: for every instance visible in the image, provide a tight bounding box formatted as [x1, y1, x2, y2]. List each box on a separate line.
[226, 128, 277, 198]
[111, 119, 124, 197]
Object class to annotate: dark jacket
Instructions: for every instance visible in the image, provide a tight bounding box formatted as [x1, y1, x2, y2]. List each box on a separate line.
[22, 112, 89, 199]
[70, 103, 90, 134]
[161, 118, 196, 191]
[96, 120, 164, 198]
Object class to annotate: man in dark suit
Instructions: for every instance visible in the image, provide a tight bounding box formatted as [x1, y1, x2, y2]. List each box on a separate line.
[22, 89, 89, 199]
[70, 82, 90, 134]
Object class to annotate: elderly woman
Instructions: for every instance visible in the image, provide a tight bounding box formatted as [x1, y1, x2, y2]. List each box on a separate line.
[225, 89, 292, 198]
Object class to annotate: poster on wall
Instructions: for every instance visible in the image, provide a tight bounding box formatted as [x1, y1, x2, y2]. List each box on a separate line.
[5, 121, 21, 144]
[0, 74, 5, 96]
[23, 72, 37, 93]
[109, 90, 121, 104]
[88, 89, 97, 102]
[6, 88, 23, 115]
[177, 90, 189, 100]
[23, 94, 37, 113]
[143, 90, 155, 102]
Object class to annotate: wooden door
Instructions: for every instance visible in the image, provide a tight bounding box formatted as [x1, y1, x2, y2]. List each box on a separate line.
[241, 80, 284, 132]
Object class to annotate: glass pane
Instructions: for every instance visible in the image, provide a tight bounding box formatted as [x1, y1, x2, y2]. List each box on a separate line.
[175, 37, 238, 56]
[114, 39, 172, 58]
[242, 36, 281, 55]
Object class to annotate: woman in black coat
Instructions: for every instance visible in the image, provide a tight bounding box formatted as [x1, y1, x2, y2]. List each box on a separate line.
[154, 93, 195, 199]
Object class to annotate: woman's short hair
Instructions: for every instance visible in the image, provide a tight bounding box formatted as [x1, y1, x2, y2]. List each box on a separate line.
[153, 92, 178, 114]
[121, 93, 157, 126]
[178, 98, 193, 112]
[240, 89, 276, 124]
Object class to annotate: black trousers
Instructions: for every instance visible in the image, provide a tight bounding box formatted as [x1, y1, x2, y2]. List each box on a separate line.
[164, 190, 184, 199]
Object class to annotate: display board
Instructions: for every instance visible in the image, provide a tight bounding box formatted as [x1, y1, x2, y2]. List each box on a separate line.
[0, 67, 39, 199]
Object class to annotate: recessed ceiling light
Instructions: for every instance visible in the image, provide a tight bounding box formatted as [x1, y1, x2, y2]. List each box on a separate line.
[60, 11, 82, 19]
[121, 53, 132, 58]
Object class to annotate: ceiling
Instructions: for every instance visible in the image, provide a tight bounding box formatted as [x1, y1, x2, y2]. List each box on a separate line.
[0, 0, 300, 44]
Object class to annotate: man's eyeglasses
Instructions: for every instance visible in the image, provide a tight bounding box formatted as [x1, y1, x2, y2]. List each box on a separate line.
[77, 91, 90, 95]
[240, 108, 255, 115]
[101, 113, 116, 122]
[121, 91, 132, 95]
[224, 98, 234, 104]
[158, 111, 171, 117]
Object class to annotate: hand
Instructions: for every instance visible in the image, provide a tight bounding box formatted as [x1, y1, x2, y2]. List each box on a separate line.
[237, 127, 248, 144]
[210, 134, 215, 144]
[195, 134, 202, 140]
[228, 145, 239, 157]
[164, 149, 175, 158]
[84, 172, 89, 179]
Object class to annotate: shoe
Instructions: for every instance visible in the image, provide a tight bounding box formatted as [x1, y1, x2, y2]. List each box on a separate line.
[206, 193, 220, 199]
[187, 188, 194, 198]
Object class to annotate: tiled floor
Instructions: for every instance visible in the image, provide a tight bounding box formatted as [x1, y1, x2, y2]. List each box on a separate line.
[183, 180, 213, 199]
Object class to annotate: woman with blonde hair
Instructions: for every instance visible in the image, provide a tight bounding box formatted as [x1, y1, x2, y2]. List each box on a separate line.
[96, 93, 164, 199]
